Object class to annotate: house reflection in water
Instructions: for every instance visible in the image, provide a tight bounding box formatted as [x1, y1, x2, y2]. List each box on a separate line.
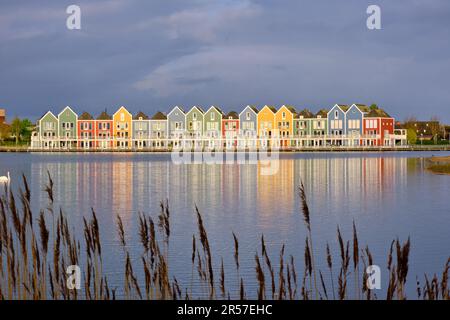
[30, 155, 409, 231]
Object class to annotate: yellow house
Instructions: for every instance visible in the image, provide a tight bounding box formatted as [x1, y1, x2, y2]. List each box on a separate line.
[257, 105, 277, 146]
[275, 105, 296, 147]
[113, 106, 133, 149]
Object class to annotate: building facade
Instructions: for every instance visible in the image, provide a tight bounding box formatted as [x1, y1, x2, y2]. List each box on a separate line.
[167, 106, 186, 147]
[113, 106, 132, 149]
[78, 112, 96, 149]
[58, 106, 78, 149]
[239, 105, 258, 149]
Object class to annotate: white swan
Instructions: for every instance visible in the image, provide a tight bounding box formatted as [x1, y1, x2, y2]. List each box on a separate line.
[0, 172, 10, 184]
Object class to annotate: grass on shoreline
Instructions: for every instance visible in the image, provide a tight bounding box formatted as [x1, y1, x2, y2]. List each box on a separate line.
[427, 156, 450, 174]
[0, 173, 448, 300]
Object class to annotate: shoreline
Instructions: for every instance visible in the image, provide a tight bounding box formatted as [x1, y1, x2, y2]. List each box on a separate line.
[1, 145, 449, 153]
[427, 155, 450, 175]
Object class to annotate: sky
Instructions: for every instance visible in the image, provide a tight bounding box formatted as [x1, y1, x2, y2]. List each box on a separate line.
[0, 0, 449, 123]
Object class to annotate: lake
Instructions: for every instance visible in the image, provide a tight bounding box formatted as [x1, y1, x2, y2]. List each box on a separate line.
[1, 151, 449, 299]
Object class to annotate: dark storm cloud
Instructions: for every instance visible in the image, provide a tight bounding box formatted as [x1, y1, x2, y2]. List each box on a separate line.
[0, 0, 449, 122]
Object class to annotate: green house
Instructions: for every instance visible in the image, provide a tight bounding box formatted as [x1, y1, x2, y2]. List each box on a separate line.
[203, 106, 223, 137]
[186, 106, 204, 138]
[58, 106, 78, 148]
[38, 111, 58, 148]
[295, 109, 314, 137]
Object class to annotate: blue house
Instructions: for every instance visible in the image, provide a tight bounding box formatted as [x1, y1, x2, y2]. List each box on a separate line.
[345, 104, 369, 146]
[238, 105, 258, 148]
[167, 106, 186, 145]
[327, 104, 348, 145]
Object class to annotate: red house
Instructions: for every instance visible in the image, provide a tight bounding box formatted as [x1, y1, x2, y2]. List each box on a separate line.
[363, 108, 394, 146]
[78, 112, 96, 149]
[222, 111, 240, 147]
[96, 111, 114, 149]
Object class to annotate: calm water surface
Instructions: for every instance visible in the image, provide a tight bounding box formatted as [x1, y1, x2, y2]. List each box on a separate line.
[1, 151, 449, 299]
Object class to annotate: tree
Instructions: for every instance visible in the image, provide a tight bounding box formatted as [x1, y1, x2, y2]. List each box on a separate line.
[369, 104, 378, 111]
[9, 117, 33, 144]
[0, 123, 11, 143]
[429, 116, 441, 144]
[403, 116, 417, 130]
[20, 118, 33, 142]
[10, 117, 22, 144]
[406, 128, 417, 145]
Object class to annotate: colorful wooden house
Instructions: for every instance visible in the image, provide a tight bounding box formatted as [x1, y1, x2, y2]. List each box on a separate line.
[133, 111, 150, 149]
[295, 109, 314, 136]
[346, 104, 370, 146]
[257, 105, 277, 147]
[363, 107, 394, 146]
[238, 105, 258, 148]
[58, 106, 78, 149]
[204, 106, 223, 148]
[328, 104, 348, 145]
[312, 110, 328, 136]
[78, 112, 96, 149]
[167, 106, 186, 147]
[150, 111, 168, 148]
[275, 105, 296, 147]
[186, 106, 204, 148]
[96, 111, 113, 149]
[113, 106, 132, 149]
[222, 111, 239, 148]
[38, 111, 58, 149]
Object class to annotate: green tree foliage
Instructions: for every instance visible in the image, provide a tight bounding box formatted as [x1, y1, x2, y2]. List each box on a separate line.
[0, 123, 11, 142]
[407, 128, 417, 145]
[10, 117, 22, 144]
[9, 117, 33, 144]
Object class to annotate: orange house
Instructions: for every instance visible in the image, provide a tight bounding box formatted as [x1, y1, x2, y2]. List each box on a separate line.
[113, 106, 132, 149]
[257, 105, 277, 147]
[275, 105, 296, 147]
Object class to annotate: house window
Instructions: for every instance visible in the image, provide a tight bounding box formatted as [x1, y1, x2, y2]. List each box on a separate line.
[246, 112, 250, 120]
[334, 110, 339, 119]
[211, 112, 215, 121]
[120, 113, 125, 121]
[193, 113, 197, 121]
[282, 112, 286, 120]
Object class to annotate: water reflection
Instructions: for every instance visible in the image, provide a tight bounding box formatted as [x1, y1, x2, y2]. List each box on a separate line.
[30, 156, 412, 224]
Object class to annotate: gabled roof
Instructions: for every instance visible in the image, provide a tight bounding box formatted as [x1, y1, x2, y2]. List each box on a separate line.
[277, 105, 297, 115]
[366, 108, 391, 118]
[205, 105, 224, 115]
[58, 106, 77, 118]
[133, 111, 149, 120]
[239, 105, 259, 116]
[225, 111, 239, 120]
[113, 106, 132, 117]
[167, 106, 185, 116]
[328, 104, 349, 115]
[260, 105, 277, 113]
[316, 109, 328, 118]
[298, 109, 314, 118]
[96, 111, 112, 120]
[39, 111, 57, 121]
[187, 106, 205, 114]
[151, 111, 167, 120]
[79, 112, 94, 120]
[338, 104, 349, 112]
[353, 104, 370, 113]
